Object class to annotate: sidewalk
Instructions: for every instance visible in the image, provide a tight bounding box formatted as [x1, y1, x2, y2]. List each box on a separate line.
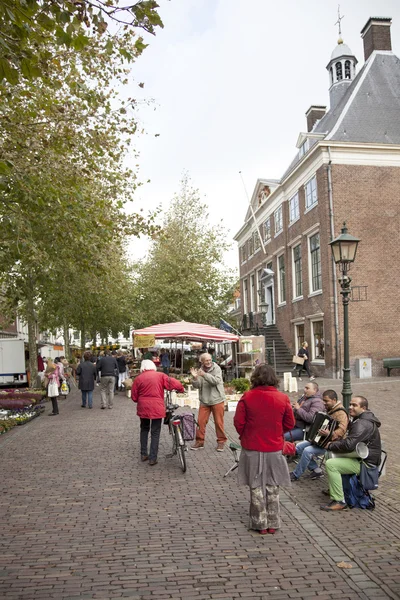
[0, 377, 399, 600]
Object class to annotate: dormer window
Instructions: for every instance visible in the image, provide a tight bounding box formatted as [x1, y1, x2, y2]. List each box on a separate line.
[345, 60, 351, 79]
[335, 62, 343, 80]
[299, 138, 309, 158]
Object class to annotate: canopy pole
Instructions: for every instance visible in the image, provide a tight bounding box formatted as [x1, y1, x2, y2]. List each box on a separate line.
[181, 339, 184, 375]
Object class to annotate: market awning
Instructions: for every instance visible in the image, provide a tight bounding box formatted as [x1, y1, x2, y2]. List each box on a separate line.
[133, 321, 239, 342]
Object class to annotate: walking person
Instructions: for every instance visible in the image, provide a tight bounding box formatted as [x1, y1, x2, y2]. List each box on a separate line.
[131, 360, 184, 465]
[76, 351, 97, 409]
[234, 364, 295, 534]
[160, 348, 170, 374]
[190, 353, 227, 452]
[96, 350, 118, 409]
[117, 351, 127, 391]
[45, 359, 61, 416]
[297, 341, 315, 381]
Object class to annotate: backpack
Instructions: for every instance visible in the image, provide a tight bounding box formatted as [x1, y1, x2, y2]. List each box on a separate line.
[342, 474, 375, 510]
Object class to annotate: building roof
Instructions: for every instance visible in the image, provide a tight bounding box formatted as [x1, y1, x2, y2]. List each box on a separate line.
[330, 41, 354, 60]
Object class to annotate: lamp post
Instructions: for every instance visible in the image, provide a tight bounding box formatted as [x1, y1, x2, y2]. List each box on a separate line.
[329, 223, 360, 410]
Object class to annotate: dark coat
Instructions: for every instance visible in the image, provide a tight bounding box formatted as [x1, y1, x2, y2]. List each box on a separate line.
[76, 361, 97, 391]
[96, 355, 118, 377]
[329, 410, 381, 465]
[117, 356, 126, 373]
[234, 386, 295, 452]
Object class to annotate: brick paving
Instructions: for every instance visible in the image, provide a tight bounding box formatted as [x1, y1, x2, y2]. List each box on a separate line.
[1, 377, 400, 600]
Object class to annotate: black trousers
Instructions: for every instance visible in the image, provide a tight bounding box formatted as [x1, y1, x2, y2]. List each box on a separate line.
[298, 360, 311, 377]
[50, 397, 59, 414]
[140, 418, 162, 461]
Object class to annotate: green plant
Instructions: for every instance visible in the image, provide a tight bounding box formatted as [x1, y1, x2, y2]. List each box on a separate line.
[230, 378, 250, 394]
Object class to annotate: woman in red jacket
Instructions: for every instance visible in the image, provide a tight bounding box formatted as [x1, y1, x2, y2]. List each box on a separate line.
[234, 364, 295, 534]
[131, 360, 184, 465]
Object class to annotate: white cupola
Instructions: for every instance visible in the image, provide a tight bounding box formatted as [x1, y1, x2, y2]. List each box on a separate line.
[326, 37, 358, 109]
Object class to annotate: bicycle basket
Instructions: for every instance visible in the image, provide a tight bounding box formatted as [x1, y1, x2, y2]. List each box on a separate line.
[181, 413, 196, 441]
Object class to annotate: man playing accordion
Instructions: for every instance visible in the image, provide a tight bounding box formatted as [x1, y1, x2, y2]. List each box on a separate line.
[290, 390, 348, 482]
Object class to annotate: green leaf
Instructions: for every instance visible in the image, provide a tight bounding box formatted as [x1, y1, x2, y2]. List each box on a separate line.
[0, 58, 19, 84]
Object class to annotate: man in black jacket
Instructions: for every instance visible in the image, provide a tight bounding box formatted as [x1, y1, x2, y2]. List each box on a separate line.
[96, 351, 118, 409]
[320, 395, 381, 511]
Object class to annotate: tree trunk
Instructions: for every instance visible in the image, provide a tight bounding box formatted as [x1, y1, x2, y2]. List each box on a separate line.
[80, 322, 85, 354]
[91, 330, 97, 349]
[63, 320, 70, 360]
[26, 286, 38, 389]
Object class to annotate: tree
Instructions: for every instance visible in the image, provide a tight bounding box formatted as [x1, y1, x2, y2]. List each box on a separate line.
[134, 175, 237, 328]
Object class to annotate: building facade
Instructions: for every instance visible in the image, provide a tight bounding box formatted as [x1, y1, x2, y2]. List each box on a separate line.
[234, 17, 400, 377]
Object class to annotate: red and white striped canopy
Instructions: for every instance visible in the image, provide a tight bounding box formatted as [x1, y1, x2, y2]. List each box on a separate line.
[133, 321, 239, 342]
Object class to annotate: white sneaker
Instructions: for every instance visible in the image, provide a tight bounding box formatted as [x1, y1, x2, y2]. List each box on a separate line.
[299, 377, 302, 381]
[310, 376, 315, 381]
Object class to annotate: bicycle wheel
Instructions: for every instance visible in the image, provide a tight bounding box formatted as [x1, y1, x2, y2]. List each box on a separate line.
[174, 426, 187, 473]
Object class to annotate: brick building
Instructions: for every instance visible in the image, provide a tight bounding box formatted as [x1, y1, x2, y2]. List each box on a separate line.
[234, 17, 400, 377]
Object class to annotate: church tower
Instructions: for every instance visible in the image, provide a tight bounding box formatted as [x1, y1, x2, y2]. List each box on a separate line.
[326, 37, 358, 109]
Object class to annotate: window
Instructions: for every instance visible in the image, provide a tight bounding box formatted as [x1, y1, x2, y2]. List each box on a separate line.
[243, 279, 248, 314]
[309, 232, 322, 292]
[248, 235, 254, 256]
[293, 244, 303, 298]
[274, 205, 283, 235]
[250, 274, 255, 312]
[256, 269, 262, 311]
[335, 61, 343, 81]
[240, 245, 247, 263]
[289, 193, 299, 223]
[345, 60, 351, 79]
[264, 217, 271, 241]
[299, 139, 309, 159]
[312, 320, 325, 360]
[305, 175, 317, 210]
[295, 323, 305, 353]
[278, 254, 286, 304]
[253, 230, 261, 252]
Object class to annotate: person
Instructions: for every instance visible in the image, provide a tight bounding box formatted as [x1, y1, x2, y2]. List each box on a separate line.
[76, 351, 97, 408]
[320, 396, 381, 511]
[37, 353, 44, 373]
[142, 348, 153, 360]
[45, 359, 61, 416]
[290, 390, 348, 481]
[209, 348, 217, 363]
[131, 360, 184, 465]
[116, 351, 127, 391]
[284, 382, 324, 442]
[190, 353, 227, 452]
[111, 350, 119, 393]
[160, 348, 170, 374]
[297, 341, 314, 381]
[96, 350, 118, 409]
[234, 364, 295, 535]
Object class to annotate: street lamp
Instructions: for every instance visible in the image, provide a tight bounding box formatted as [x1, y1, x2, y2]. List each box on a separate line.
[329, 223, 360, 410]
[257, 289, 269, 325]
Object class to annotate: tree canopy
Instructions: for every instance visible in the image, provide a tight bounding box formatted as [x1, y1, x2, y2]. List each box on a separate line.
[133, 175, 237, 328]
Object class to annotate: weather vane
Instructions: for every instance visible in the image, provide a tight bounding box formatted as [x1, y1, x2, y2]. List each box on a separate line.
[335, 5, 344, 37]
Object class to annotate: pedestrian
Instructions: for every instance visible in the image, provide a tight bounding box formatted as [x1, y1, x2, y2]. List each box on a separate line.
[296, 341, 315, 381]
[76, 351, 97, 409]
[96, 350, 118, 409]
[117, 351, 127, 390]
[45, 359, 61, 416]
[160, 348, 170, 374]
[190, 353, 227, 452]
[234, 364, 295, 534]
[131, 360, 184, 465]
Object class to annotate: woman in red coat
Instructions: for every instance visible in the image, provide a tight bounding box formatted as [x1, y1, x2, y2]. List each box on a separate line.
[131, 360, 184, 465]
[234, 364, 295, 534]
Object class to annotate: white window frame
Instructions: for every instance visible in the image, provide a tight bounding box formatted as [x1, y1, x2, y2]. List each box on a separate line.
[253, 230, 261, 253]
[240, 245, 247, 264]
[294, 322, 305, 354]
[308, 231, 322, 294]
[277, 253, 286, 305]
[264, 217, 271, 242]
[289, 192, 300, 224]
[250, 274, 255, 313]
[243, 279, 248, 314]
[292, 243, 303, 300]
[304, 175, 318, 211]
[298, 138, 309, 159]
[274, 205, 283, 236]
[311, 319, 325, 363]
[256, 269, 262, 312]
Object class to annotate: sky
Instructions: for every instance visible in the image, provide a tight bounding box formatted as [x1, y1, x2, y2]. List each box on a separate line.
[125, 0, 400, 270]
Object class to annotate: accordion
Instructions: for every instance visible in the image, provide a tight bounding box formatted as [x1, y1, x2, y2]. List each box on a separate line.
[306, 412, 337, 448]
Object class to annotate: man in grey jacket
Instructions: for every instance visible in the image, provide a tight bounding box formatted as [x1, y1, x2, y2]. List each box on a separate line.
[96, 350, 118, 409]
[190, 353, 227, 452]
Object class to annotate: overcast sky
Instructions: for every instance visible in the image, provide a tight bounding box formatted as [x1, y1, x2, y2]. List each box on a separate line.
[126, 0, 400, 269]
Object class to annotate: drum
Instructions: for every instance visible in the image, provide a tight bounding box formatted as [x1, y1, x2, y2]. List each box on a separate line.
[306, 412, 337, 448]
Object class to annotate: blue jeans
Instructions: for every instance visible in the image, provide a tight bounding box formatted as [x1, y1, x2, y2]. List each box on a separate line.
[293, 441, 326, 478]
[284, 427, 305, 442]
[81, 390, 93, 408]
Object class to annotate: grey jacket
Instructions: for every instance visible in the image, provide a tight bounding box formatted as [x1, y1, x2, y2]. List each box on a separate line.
[192, 363, 225, 406]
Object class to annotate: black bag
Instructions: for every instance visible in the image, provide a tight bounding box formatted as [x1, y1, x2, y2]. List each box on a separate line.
[359, 462, 380, 490]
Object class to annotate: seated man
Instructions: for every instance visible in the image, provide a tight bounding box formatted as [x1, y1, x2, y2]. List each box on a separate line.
[290, 390, 348, 481]
[320, 396, 381, 511]
[284, 382, 324, 442]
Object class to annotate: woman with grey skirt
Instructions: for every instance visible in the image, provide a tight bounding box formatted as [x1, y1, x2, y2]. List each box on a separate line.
[234, 364, 295, 534]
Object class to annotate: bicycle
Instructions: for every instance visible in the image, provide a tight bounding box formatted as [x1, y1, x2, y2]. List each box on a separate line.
[164, 396, 188, 473]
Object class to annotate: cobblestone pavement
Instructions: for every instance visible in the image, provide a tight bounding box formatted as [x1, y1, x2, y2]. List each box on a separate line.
[1, 377, 399, 600]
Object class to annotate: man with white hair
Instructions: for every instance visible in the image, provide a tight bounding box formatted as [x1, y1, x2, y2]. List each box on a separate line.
[190, 353, 227, 452]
